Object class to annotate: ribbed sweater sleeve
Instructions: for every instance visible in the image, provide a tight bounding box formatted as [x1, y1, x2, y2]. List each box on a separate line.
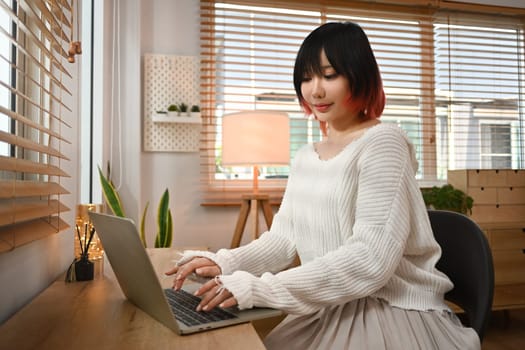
[178, 159, 300, 275]
[177, 217, 298, 276]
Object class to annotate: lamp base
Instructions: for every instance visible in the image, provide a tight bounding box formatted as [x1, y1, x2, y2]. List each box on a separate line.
[230, 194, 274, 248]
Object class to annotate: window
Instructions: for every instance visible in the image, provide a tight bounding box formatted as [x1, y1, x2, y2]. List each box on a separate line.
[200, 0, 525, 202]
[79, 0, 102, 204]
[480, 122, 513, 168]
[0, 0, 75, 252]
[200, 1, 321, 202]
[0, 1, 11, 157]
[434, 16, 524, 174]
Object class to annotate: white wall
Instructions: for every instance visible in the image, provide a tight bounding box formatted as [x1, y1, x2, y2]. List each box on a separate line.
[105, 0, 142, 222]
[126, 0, 243, 250]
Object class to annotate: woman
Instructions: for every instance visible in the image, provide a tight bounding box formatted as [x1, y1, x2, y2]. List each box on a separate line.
[167, 22, 480, 349]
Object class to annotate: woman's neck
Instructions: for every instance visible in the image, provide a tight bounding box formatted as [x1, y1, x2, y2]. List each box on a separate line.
[325, 118, 380, 145]
[314, 118, 381, 161]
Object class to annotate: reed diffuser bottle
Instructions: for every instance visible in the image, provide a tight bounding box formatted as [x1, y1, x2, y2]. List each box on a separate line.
[74, 223, 95, 281]
[75, 253, 94, 281]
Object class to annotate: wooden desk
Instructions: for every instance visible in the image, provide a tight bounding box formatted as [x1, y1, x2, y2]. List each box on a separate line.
[0, 249, 266, 350]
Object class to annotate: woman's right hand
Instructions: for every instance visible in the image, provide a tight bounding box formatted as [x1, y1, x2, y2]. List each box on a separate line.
[165, 257, 221, 291]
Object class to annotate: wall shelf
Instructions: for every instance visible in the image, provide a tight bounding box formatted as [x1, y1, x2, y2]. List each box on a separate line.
[143, 54, 200, 152]
[152, 114, 202, 124]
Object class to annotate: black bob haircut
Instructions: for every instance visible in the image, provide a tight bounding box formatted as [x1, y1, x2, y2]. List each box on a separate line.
[293, 22, 385, 120]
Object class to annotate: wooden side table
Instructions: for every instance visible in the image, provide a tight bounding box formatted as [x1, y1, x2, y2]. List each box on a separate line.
[230, 194, 274, 248]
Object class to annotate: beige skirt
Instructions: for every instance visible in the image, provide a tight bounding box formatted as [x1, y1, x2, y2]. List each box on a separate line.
[263, 297, 480, 350]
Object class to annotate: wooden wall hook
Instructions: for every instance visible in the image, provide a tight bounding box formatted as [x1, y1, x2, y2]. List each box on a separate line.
[67, 41, 82, 63]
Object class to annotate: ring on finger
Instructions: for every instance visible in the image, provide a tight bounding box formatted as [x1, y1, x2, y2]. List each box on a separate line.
[214, 275, 222, 286]
[214, 276, 226, 294]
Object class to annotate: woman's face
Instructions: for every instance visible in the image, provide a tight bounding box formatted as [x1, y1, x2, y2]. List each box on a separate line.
[300, 50, 355, 127]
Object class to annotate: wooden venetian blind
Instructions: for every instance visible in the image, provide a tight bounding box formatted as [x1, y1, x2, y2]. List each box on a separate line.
[433, 11, 525, 175]
[0, 0, 74, 253]
[200, 0, 525, 203]
[200, 0, 322, 204]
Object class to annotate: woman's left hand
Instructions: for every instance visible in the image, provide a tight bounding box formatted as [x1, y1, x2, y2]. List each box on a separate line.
[194, 277, 238, 312]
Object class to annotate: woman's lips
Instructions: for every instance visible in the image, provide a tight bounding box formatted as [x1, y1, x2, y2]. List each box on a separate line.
[314, 103, 332, 113]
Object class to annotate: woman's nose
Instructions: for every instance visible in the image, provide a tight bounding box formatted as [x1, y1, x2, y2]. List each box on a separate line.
[311, 77, 324, 98]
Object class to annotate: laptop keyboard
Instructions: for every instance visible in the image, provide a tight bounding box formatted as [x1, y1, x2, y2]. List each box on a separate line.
[164, 288, 238, 327]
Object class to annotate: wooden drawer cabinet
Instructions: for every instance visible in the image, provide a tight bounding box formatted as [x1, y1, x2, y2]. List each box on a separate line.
[451, 169, 508, 187]
[471, 205, 525, 223]
[481, 223, 525, 309]
[448, 169, 525, 224]
[484, 224, 525, 286]
[489, 227, 525, 251]
[448, 169, 525, 310]
[466, 187, 497, 204]
[498, 187, 525, 205]
[491, 251, 525, 285]
[507, 170, 525, 186]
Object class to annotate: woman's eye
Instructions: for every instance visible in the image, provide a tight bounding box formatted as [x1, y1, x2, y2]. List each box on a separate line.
[324, 73, 338, 80]
[302, 76, 312, 82]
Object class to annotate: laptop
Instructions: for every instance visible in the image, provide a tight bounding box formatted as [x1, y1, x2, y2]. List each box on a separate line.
[89, 212, 282, 335]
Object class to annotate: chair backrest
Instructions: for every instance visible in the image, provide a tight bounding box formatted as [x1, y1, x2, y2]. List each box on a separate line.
[428, 210, 494, 342]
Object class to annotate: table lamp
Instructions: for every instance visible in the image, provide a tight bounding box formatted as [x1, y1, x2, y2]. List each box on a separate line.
[222, 111, 290, 247]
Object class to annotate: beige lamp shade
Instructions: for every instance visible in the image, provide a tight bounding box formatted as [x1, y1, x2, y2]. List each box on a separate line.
[222, 111, 290, 166]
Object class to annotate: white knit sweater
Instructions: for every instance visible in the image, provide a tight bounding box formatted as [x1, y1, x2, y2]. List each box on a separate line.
[180, 123, 453, 315]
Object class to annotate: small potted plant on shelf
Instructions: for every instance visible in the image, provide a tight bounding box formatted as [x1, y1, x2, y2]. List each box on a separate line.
[178, 103, 188, 116]
[190, 105, 201, 118]
[154, 110, 167, 119]
[167, 104, 179, 117]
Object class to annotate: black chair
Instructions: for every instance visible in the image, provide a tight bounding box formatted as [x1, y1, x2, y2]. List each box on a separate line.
[428, 210, 494, 342]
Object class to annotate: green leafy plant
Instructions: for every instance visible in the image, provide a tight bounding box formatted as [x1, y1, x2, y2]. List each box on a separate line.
[421, 184, 474, 215]
[178, 103, 188, 114]
[140, 189, 173, 248]
[167, 104, 179, 112]
[140, 202, 149, 246]
[97, 165, 125, 217]
[190, 105, 200, 112]
[98, 165, 173, 247]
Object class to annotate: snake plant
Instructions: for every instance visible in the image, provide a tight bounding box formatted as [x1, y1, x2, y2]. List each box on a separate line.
[97, 165, 125, 217]
[98, 165, 173, 248]
[140, 189, 173, 248]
